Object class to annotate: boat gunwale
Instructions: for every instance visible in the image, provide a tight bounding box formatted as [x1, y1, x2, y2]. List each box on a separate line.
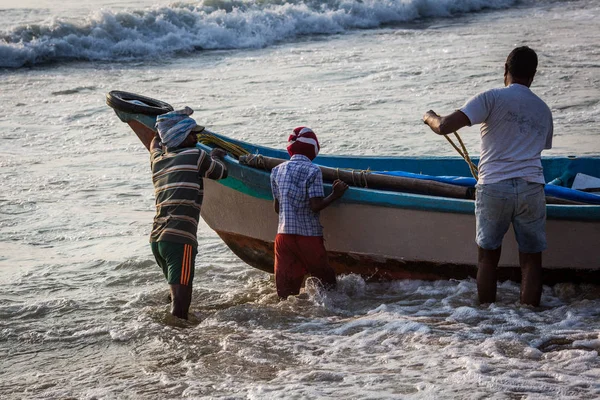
[197, 142, 600, 222]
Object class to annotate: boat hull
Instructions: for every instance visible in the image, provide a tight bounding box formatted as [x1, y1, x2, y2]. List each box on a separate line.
[105, 92, 600, 283]
[202, 179, 600, 283]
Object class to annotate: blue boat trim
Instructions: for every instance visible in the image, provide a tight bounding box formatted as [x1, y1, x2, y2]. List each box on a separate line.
[197, 142, 600, 221]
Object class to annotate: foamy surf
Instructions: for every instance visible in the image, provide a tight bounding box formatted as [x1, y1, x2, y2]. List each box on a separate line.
[0, 0, 520, 68]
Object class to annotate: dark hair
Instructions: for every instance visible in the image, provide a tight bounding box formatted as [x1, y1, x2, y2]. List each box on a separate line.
[506, 46, 538, 80]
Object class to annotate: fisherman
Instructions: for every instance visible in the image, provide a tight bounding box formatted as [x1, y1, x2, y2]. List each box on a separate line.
[270, 127, 348, 298]
[422, 46, 553, 306]
[150, 107, 228, 319]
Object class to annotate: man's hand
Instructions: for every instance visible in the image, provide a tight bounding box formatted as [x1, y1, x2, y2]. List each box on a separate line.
[210, 148, 227, 160]
[422, 109, 470, 135]
[332, 179, 349, 198]
[309, 179, 349, 213]
[151, 132, 162, 151]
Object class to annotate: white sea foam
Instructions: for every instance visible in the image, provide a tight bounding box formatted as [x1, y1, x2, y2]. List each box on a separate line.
[0, 0, 519, 68]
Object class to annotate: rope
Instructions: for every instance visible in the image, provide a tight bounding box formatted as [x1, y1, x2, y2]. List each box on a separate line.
[196, 131, 250, 158]
[444, 131, 478, 180]
[338, 167, 369, 188]
[350, 170, 369, 188]
[242, 153, 267, 169]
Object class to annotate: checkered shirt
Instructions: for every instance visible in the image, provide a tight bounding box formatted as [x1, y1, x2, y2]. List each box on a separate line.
[270, 154, 325, 236]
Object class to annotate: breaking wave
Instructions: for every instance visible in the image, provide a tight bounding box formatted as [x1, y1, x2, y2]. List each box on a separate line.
[0, 0, 520, 68]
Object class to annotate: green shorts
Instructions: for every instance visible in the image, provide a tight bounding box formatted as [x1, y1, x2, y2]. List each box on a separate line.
[151, 241, 197, 286]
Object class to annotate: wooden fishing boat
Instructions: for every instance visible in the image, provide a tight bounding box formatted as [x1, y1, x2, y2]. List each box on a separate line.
[107, 91, 600, 284]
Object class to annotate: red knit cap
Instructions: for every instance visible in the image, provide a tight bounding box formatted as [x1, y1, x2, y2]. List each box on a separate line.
[287, 127, 320, 160]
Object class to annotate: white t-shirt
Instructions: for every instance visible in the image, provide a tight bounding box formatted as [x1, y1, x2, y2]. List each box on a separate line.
[460, 83, 553, 184]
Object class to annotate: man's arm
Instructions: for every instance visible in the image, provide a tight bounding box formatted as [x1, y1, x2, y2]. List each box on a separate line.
[309, 179, 348, 213]
[200, 148, 228, 180]
[270, 172, 280, 214]
[423, 110, 471, 136]
[150, 133, 162, 152]
[150, 133, 163, 166]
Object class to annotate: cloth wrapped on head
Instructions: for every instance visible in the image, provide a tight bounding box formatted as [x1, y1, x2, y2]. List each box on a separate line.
[155, 107, 197, 148]
[287, 127, 320, 160]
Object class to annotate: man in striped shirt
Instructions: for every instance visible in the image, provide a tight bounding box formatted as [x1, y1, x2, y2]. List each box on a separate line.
[150, 107, 227, 319]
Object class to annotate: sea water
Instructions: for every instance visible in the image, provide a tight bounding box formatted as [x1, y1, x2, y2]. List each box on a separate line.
[1, 0, 599, 398]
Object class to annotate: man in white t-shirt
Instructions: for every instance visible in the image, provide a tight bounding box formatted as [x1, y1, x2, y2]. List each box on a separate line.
[422, 46, 553, 307]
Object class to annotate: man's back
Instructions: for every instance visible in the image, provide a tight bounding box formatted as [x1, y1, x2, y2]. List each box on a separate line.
[270, 155, 324, 236]
[423, 45, 550, 307]
[150, 147, 226, 245]
[461, 83, 553, 184]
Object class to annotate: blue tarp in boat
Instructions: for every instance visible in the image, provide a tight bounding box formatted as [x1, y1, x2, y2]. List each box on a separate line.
[378, 171, 600, 205]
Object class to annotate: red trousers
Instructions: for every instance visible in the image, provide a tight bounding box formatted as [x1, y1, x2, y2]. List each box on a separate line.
[274, 234, 337, 298]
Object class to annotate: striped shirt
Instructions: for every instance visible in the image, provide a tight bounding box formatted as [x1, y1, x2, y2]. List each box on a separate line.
[150, 147, 227, 246]
[270, 154, 325, 236]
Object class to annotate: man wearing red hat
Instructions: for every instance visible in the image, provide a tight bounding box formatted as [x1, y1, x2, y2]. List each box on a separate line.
[270, 127, 349, 298]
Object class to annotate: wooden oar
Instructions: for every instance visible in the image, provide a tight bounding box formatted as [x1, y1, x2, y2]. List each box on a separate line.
[239, 154, 588, 205]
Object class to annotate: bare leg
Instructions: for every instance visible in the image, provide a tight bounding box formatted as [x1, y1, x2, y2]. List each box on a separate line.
[519, 252, 542, 307]
[477, 246, 502, 305]
[169, 284, 192, 319]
